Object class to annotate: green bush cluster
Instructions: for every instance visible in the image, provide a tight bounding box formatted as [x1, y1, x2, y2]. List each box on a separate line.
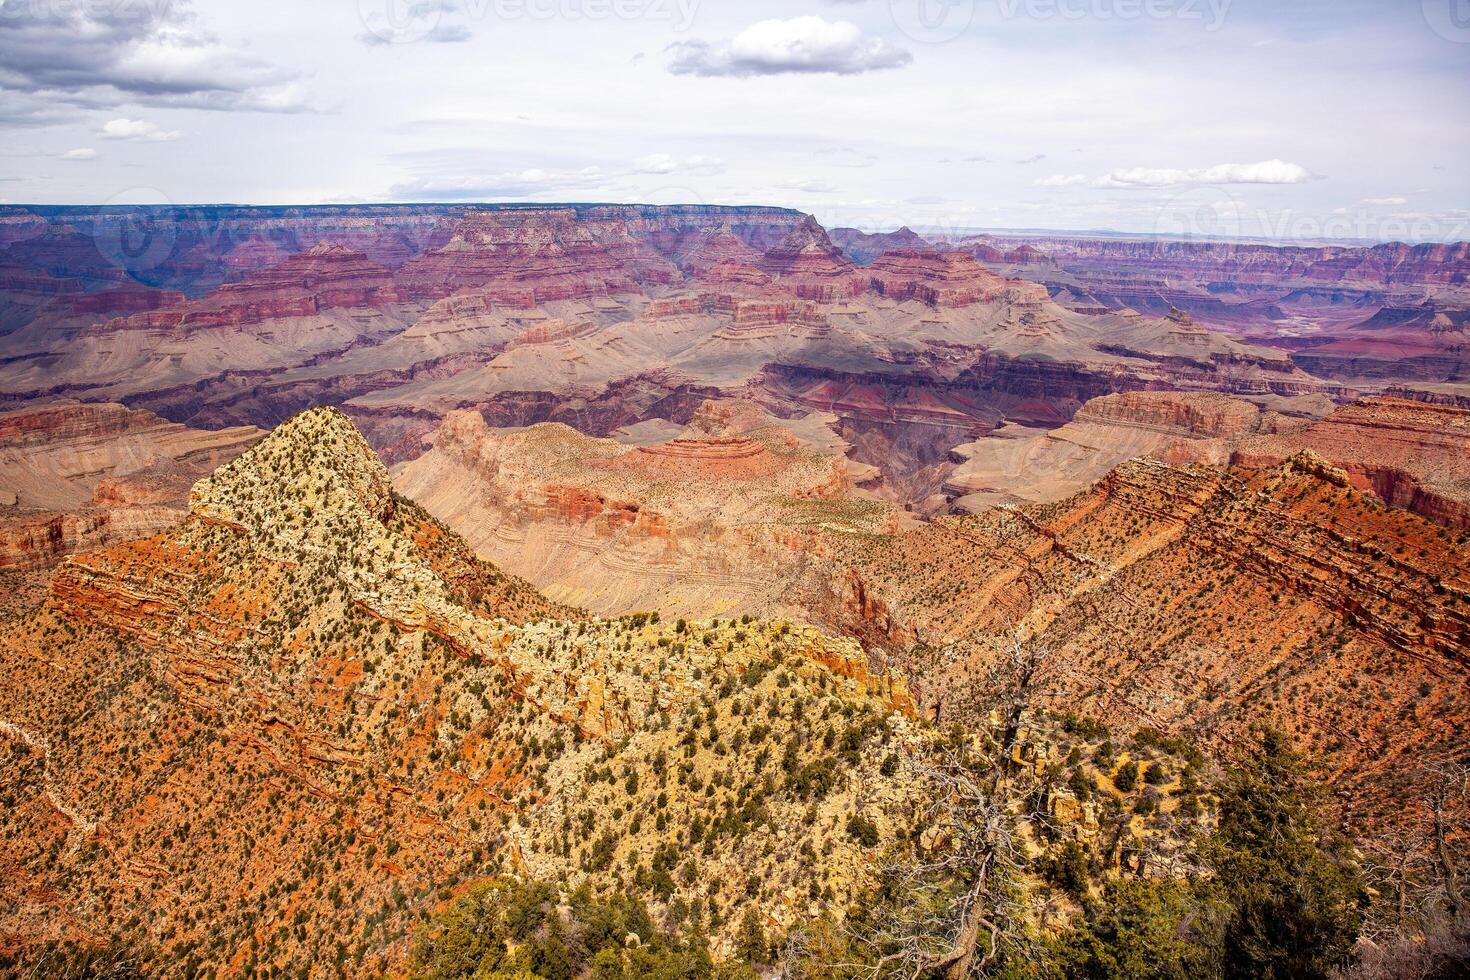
[410, 878, 759, 980]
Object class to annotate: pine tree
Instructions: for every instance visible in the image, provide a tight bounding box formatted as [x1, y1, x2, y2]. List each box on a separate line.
[734, 905, 769, 966]
[1208, 726, 1364, 980]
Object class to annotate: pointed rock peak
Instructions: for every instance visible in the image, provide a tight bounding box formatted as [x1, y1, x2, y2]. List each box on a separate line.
[1283, 449, 1352, 487]
[304, 242, 354, 256]
[190, 406, 395, 543]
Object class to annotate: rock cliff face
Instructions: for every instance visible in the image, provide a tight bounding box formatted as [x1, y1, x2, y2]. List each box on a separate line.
[829, 226, 931, 265]
[0, 505, 181, 573]
[0, 203, 463, 295]
[1232, 396, 1470, 528]
[1287, 302, 1469, 382]
[0, 401, 261, 568]
[974, 236, 1470, 289]
[816, 452, 1469, 829]
[867, 249, 1006, 307]
[757, 216, 868, 301]
[92, 244, 403, 335]
[1071, 389, 1264, 437]
[0, 407, 923, 974]
[952, 232, 1470, 389]
[397, 207, 678, 303]
[1, 204, 1455, 513]
[943, 390, 1267, 511]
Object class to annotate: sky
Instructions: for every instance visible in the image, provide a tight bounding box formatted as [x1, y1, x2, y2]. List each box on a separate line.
[1, 0, 1467, 241]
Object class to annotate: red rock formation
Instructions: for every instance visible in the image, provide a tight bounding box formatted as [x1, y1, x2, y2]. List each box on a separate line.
[975, 236, 1470, 289]
[397, 207, 682, 302]
[1232, 396, 1470, 527]
[56, 284, 184, 318]
[829, 226, 931, 265]
[724, 299, 831, 339]
[618, 436, 782, 482]
[758, 217, 867, 301]
[654, 227, 763, 272]
[0, 402, 261, 568]
[1071, 390, 1262, 438]
[1288, 302, 1469, 381]
[0, 506, 180, 571]
[91, 244, 401, 334]
[820, 451, 1470, 832]
[867, 249, 1006, 307]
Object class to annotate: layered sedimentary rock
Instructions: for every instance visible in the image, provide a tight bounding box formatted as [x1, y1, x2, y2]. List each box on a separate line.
[943, 391, 1269, 511]
[0, 203, 463, 295]
[970, 236, 1470, 290]
[0, 401, 260, 568]
[92, 243, 401, 334]
[1232, 396, 1470, 527]
[757, 216, 868, 301]
[814, 451, 1470, 830]
[1287, 301, 1469, 382]
[0, 204, 1432, 510]
[867, 249, 1006, 308]
[951, 233, 1470, 391]
[394, 400, 894, 617]
[397, 207, 677, 303]
[830, 226, 931, 265]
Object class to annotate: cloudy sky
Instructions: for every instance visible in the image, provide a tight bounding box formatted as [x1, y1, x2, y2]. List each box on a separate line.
[1, 0, 1466, 240]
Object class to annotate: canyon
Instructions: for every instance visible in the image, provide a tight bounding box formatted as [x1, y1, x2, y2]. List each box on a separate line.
[0, 203, 1467, 975]
[926, 233, 1470, 389]
[1, 204, 1375, 511]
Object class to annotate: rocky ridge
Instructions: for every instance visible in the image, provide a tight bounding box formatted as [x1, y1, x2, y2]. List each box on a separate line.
[815, 451, 1469, 830]
[0, 407, 931, 975]
[1231, 395, 1470, 528]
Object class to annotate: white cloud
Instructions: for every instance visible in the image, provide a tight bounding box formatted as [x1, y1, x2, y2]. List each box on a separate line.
[633, 153, 726, 176]
[100, 118, 182, 142]
[817, 145, 878, 168]
[0, 0, 311, 113]
[1034, 173, 1092, 187]
[668, 17, 912, 77]
[61, 148, 98, 161]
[1099, 160, 1314, 187]
[776, 178, 838, 193]
[1036, 160, 1315, 189]
[1361, 196, 1408, 206]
